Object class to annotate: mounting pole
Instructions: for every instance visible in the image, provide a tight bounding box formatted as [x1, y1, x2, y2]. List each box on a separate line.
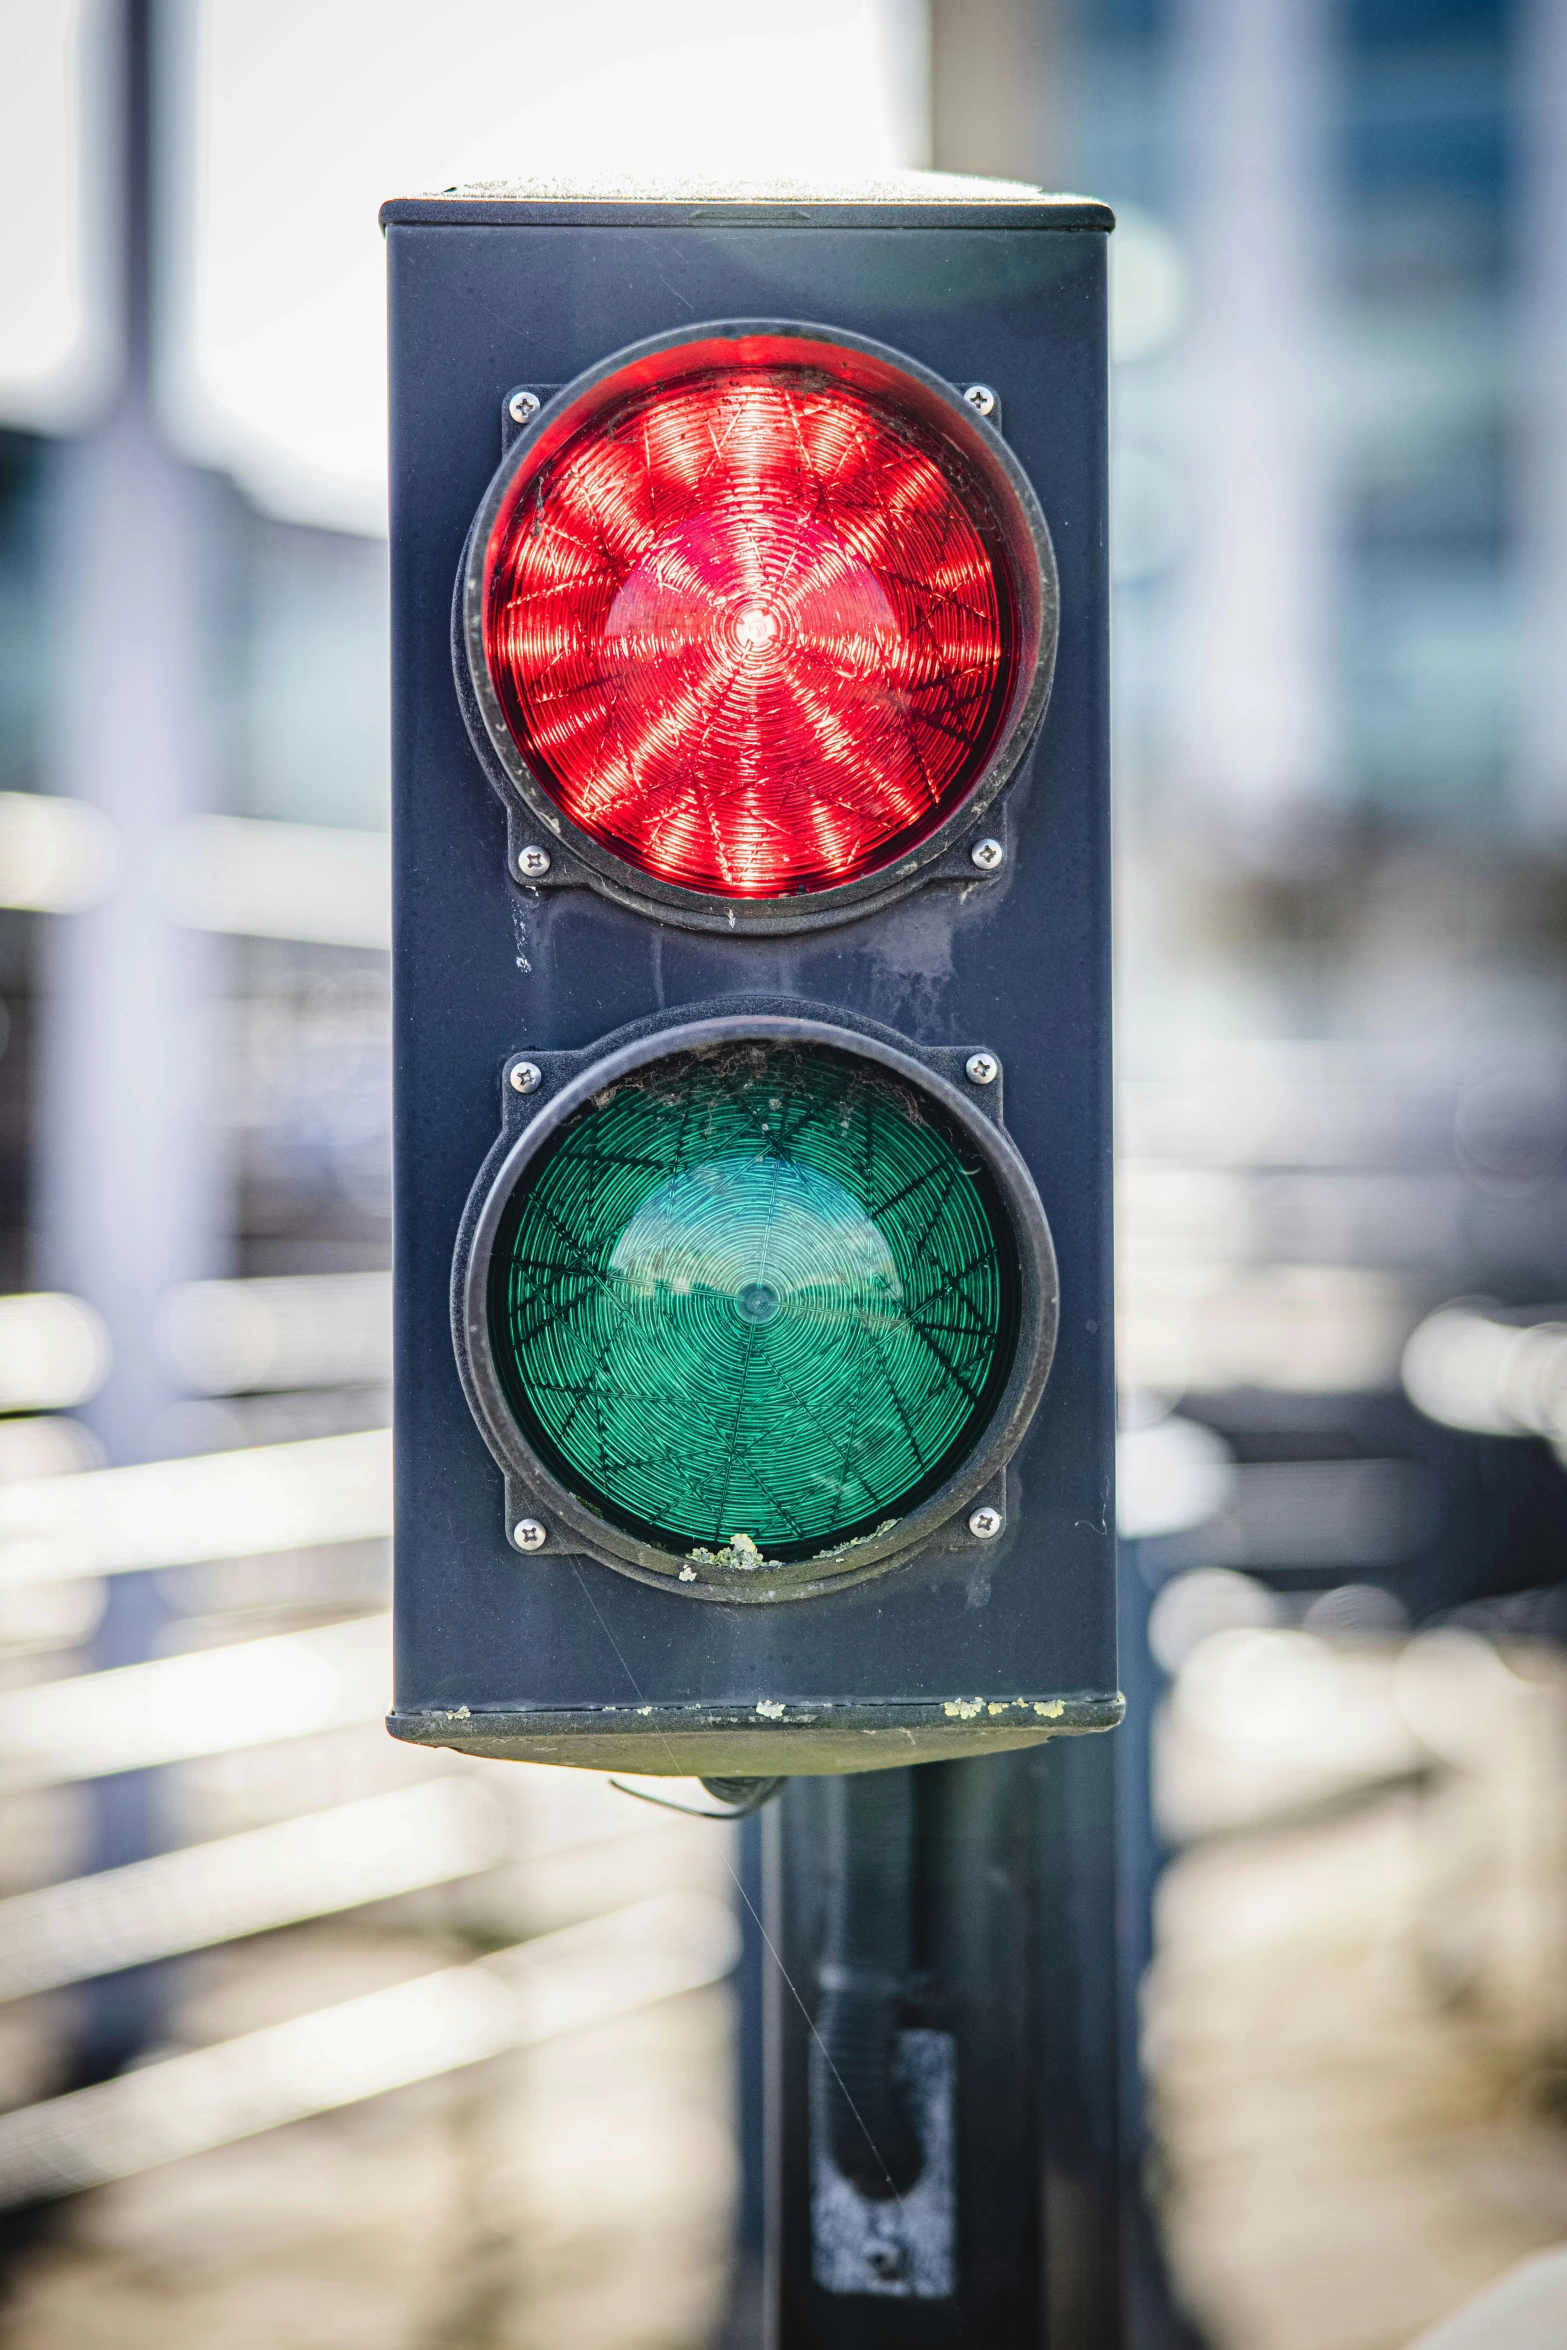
[34, 0, 227, 2078]
[765, 1746, 1124, 2346]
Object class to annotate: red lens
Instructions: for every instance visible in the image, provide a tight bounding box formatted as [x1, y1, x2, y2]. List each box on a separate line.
[481, 364, 1021, 898]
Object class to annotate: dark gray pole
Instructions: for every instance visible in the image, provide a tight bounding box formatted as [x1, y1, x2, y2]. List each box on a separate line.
[766, 1748, 1124, 2347]
[723, 1809, 768, 2350]
[33, 0, 226, 2078]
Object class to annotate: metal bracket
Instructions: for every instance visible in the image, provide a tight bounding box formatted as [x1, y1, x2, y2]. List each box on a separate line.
[501, 799, 1010, 908]
[811, 2031, 957, 2299]
[501, 377, 1004, 459]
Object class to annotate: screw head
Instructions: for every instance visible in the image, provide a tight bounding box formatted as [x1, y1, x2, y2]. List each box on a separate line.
[970, 835, 1005, 872]
[963, 383, 998, 419]
[507, 389, 541, 426]
[516, 843, 552, 878]
[965, 1050, 1000, 1087]
[968, 1505, 1003, 1541]
[509, 1060, 542, 1096]
[511, 1518, 547, 1552]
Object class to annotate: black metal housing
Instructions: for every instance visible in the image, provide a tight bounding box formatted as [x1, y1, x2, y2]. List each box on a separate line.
[383, 190, 1115, 1776]
[452, 319, 1060, 936]
[450, 1003, 1059, 1603]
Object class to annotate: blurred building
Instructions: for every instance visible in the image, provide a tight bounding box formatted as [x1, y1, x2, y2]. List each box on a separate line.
[1051, 0, 1567, 1579]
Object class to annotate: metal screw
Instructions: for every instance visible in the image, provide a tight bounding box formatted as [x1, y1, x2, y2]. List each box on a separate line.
[511, 1518, 547, 1552]
[516, 843, 552, 878]
[965, 1050, 1000, 1086]
[968, 1505, 1003, 1541]
[507, 389, 541, 426]
[509, 1060, 542, 1095]
[963, 383, 998, 419]
[970, 836, 1005, 872]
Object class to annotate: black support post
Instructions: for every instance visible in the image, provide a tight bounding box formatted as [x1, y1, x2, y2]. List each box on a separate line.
[767, 1748, 1124, 2347]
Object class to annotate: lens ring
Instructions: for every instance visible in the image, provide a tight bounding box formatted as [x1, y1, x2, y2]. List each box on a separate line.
[455, 1012, 1059, 1599]
[456, 323, 1058, 935]
[487, 1039, 1018, 1561]
[482, 367, 1017, 898]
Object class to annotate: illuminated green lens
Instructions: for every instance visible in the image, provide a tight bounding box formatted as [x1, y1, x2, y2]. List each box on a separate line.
[489, 1042, 1017, 1561]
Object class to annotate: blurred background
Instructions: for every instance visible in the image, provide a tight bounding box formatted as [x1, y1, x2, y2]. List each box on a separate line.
[1, 1, 1567, 2345]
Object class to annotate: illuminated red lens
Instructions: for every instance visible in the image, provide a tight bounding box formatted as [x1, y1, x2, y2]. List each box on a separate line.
[481, 367, 1019, 897]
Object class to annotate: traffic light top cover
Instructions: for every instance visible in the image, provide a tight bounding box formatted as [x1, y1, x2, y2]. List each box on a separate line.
[380, 171, 1114, 230]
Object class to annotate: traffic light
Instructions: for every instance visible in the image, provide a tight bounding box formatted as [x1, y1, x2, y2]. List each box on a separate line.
[384, 182, 1117, 1779]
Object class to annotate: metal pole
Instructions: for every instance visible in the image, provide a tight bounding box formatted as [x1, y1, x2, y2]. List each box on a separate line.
[1169, 0, 1338, 840]
[34, 0, 226, 2080]
[767, 1747, 1124, 2346]
[724, 1806, 767, 2350]
[1515, 0, 1567, 836]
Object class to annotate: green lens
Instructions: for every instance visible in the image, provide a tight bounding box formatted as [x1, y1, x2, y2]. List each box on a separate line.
[489, 1041, 1018, 1562]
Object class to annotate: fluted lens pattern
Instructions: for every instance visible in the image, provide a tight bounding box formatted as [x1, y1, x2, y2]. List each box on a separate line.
[482, 367, 1017, 896]
[489, 1043, 1017, 1559]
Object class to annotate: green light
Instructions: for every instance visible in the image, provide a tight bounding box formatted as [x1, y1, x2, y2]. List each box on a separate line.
[489, 1041, 1017, 1560]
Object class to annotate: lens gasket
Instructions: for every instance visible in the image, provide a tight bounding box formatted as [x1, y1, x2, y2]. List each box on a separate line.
[450, 1003, 1060, 1604]
[452, 321, 1059, 937]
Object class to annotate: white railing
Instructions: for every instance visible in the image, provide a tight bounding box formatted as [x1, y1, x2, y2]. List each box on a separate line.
[0, 1892, 738, 2208]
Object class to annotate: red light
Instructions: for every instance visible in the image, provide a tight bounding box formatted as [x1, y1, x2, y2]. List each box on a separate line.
[481, 365, 1021, 898]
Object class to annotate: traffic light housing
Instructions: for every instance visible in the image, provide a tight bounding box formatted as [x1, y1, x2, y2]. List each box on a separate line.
[383, 182, 1117, 1776]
